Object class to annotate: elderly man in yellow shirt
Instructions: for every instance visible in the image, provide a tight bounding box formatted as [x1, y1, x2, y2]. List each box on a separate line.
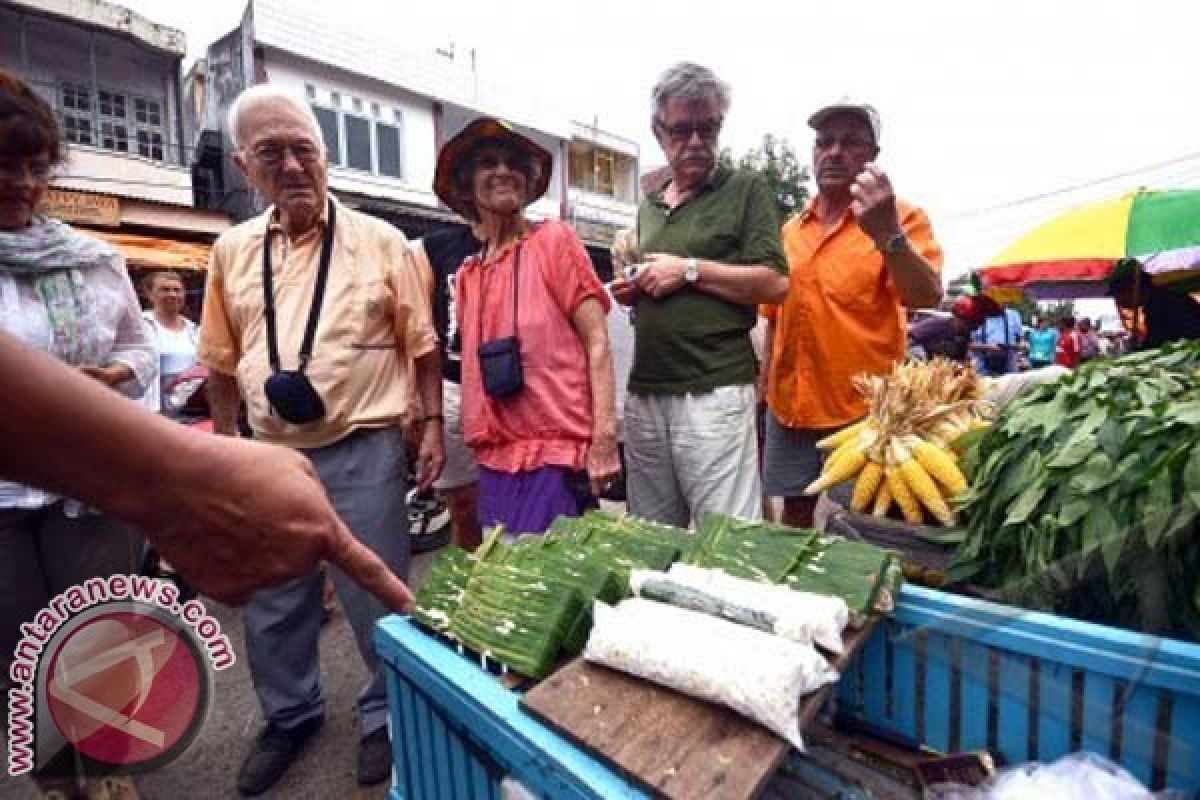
[197, 85, 444, 795]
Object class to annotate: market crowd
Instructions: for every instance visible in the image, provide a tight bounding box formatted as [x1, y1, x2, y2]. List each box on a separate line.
[3, 58, 1200, 797]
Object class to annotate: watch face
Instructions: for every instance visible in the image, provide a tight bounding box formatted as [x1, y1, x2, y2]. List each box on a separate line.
[685, 260, 699, 282]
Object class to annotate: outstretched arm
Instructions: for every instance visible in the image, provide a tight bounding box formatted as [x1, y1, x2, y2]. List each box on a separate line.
[0, 331, 415, 611]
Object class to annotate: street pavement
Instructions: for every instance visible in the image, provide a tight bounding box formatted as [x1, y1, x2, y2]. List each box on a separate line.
[1, 554, 437, 800]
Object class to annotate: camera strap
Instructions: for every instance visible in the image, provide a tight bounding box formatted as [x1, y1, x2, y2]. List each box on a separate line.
[477, 240, 523, 340]
[263, 198, 336, 373]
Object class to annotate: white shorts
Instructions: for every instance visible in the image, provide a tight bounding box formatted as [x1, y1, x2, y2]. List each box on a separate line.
[433, 380, 479, 491]
[623, 384, 762, 528]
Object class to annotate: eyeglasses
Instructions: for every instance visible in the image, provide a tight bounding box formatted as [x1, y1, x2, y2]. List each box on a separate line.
[0, 159, 53, 180]
[470, 151, 530, 172]
[655, 117, 722, 144]
[248, 142, 322, 168]
[813, 134, 875, 154]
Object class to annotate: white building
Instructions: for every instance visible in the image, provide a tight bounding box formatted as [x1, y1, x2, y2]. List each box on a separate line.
[187, 0, 638, 276]
[0, 0, 229, 288]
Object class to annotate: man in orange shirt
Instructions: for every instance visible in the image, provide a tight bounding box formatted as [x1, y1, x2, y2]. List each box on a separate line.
[763, 100, 943, 528]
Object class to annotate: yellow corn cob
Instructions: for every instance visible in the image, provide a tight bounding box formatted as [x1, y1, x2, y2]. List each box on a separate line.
[912, 439, 968, 497]
[850, 461, 885, 512]
[897, 458, 956, 526]
[815, 419, 868, 450]
[826, 435, 863, 472]
[871, 480, 893, 517]
[804, 448, 867, 495]
[885, 465, 924, 524]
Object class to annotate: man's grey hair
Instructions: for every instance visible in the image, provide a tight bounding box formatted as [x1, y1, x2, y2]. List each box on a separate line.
[651, 62, 731, 122]
[227, 84, 325, 152]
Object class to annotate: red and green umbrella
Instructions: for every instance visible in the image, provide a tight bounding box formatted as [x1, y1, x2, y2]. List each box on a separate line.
[975, 188, 1200, 300]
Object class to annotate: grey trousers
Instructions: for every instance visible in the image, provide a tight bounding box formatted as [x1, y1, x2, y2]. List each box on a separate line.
[0, 503, 141, 689]
[243, 426, 409, 736]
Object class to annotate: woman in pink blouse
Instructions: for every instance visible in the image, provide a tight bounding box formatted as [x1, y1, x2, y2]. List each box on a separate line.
[434, 118, 620, 536]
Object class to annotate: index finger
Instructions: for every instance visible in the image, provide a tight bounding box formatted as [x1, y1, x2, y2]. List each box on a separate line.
[863, 163, 890, 186]
[326, 517, 416, 613]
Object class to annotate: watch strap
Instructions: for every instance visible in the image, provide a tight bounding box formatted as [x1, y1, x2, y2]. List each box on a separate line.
[882, 232, 909, 254]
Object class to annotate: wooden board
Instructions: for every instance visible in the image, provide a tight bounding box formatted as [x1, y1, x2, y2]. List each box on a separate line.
[520, 621, 877, 800]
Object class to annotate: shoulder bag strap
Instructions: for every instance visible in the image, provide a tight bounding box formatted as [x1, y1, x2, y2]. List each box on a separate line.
[475, 241, 523, 341]
[262, 198, 337, 373]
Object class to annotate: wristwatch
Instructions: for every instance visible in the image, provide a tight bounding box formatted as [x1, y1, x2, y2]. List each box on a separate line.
[881, 232, 909, 254]
[683, 257, 700, 284]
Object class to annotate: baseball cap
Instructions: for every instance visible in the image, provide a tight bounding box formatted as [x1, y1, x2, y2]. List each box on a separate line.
[951, 295, 986, 326]
[808, 98, 882, 144]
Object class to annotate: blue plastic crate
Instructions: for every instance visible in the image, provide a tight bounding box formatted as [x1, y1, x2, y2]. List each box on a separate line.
[375, 617, 647, 800]
[838, 585, 1200, 796]
[377, 587, 1200, 799]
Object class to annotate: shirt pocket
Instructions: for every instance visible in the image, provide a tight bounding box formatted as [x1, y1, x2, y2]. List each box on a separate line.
[819, 240, 886, 311]
[691, 211, 743, 262]
[351, 277, 397, 354]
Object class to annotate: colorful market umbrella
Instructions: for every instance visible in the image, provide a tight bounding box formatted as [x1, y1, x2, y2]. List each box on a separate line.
[975, 188, 1200, 300]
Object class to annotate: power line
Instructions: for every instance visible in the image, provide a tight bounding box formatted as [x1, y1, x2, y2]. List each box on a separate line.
[945, 150, 1200, 222]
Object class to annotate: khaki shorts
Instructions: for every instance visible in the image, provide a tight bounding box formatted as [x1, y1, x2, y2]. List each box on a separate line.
[624, 384, 762, 528]
[433, 380, 479, 491]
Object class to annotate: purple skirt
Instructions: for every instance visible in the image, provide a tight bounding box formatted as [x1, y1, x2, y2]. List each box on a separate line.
[477, 465, 597, 536]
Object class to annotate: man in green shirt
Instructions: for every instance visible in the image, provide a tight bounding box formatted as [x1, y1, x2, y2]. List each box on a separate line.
[612, 62, 788, 527]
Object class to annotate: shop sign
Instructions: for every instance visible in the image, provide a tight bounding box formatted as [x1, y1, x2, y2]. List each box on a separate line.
[42, 190, 121, 228]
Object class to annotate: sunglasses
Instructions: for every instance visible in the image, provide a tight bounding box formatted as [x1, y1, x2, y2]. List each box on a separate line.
[655, 117, 722, 144]
[469, 149, 531, 173]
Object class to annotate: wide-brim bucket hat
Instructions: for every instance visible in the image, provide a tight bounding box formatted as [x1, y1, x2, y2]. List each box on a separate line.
[433, 117, 553, 219]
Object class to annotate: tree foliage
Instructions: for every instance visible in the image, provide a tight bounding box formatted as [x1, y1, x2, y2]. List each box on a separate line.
[720, 134, 810, 221]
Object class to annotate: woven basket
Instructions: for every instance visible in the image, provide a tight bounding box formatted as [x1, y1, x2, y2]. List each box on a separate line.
[825, 508, 957, 583]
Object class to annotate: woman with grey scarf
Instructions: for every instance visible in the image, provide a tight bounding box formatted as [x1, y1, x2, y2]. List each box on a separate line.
[0, 69, 155, 780]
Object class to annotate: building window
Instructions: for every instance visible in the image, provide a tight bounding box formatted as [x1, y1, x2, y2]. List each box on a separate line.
[134, 98, 161, 127]
[61, 82, 93, 145]
[351, 97, 363, 113]
[59, 81, 166, 161]
[376, 121, 401, 178]
[100, 121, 129, 153]
[98, 90, 125, 119]
[330, 91, 341, 107]
[137, 130, 164, 161]
[61, 83, 91, 112]
[344, 115, 371, 171]
[311, 100, 403, 179]
[594, 151, 615, 196]
[312, 105, 341, 166]
[305, 84, 316, 99]
[63, 115, 93, 146]
[568, 142, 635, 202]
[98, 89, 128, 153]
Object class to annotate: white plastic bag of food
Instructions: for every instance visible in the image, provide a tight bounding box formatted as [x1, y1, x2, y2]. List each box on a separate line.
[926, 752, 1182, 800]
[584, 598, 838, 750]
[629, 564, 849, 654]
